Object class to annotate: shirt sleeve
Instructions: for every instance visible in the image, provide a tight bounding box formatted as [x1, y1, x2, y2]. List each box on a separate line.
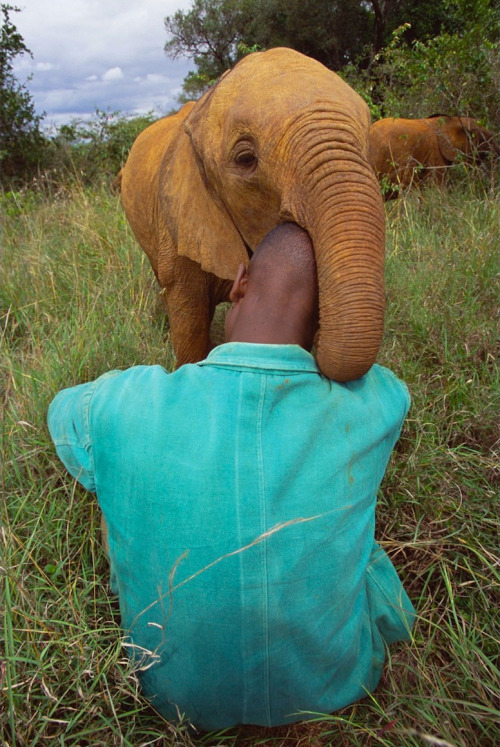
[47, 371, 120, 492]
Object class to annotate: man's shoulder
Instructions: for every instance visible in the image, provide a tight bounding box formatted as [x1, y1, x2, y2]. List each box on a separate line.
[364, 363, 409, 391]
[358, 363, 411, 418]
[87, 362, 192, 401]
[91, 362, 195, 390]
[316, 364, 410, 434]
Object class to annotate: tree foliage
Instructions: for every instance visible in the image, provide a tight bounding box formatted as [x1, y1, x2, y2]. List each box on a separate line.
[165, 0, 255, 97]
[344, 0, 500, 128]
[164, 0, 500, 131]
[0, 4, 44, 183]
[165, 0, 378, 96]
[249, 0, 374, 70]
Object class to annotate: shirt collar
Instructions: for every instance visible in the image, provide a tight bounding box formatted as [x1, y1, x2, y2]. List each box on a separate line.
[199, 342, 321, 374]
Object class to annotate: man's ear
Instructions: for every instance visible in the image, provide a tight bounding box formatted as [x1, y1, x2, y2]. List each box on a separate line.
[229, 263, 249, 303]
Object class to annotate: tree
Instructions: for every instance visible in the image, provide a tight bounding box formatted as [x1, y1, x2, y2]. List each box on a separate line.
[165, 0, 500, 119]
[252, 0, 374, 70]
[383, 0, 499, 45]
[165, 0, 254, 98]
[342, 0, 500, 128]
[0, 4, 44, 183]
[164, 0, 376, 98]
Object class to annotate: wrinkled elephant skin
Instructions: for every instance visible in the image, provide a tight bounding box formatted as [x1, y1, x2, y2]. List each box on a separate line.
[120, 48, 386, 381]
[369, 114, 499, 199]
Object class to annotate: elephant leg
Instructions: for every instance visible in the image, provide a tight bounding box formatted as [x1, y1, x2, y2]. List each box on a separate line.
[159, 253, 232, 367]
[208, 276, 234, 351]
[434, 166, 448, 187]
[422, 164, 447, 190]
[165, 289, 212, 368]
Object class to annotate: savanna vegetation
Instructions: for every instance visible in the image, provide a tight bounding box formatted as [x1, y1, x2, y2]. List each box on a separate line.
[2, 169, 499, 746]
[1, 0, 499, 744]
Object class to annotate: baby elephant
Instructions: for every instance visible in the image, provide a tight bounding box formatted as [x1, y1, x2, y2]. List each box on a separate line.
[369, 114, 499, 198]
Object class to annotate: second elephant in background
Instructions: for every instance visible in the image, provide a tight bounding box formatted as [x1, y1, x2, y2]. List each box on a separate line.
[369, 114, 499, 199]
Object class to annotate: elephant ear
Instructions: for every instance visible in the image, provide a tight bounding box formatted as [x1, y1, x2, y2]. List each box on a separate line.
[435, 127, 458, 163]
[158, 100, 248, 281]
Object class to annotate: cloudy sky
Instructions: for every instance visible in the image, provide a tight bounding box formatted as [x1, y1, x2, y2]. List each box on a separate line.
[13, 0, 195, 131]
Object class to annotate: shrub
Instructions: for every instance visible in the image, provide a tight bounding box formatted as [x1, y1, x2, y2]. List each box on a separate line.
[44, 109, 158, 186]
[343, 21, 500, 130]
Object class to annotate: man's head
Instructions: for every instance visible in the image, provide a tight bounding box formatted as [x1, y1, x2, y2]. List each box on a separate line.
[224, 223, 319, 350]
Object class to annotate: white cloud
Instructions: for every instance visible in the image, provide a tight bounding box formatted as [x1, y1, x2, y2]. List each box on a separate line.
[35, 62, 57, 72]
[102, 67, 124, 82]
[146, 73, 169, 84]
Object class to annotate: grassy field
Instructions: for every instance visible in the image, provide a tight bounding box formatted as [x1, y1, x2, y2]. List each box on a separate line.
[1, 171, 499, 746]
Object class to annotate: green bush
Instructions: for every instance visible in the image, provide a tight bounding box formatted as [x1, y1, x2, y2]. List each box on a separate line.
[42, 109, 158, 187]
[343, 21, 500, 129]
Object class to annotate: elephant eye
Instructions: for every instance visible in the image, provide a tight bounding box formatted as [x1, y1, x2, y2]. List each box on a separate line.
[233, 140, 258, 170]
[236, 152, 257, 165]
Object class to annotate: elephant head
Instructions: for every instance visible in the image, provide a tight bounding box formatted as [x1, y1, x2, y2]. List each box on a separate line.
[122, 48, 385, 381]
[430, 114, 500, 164]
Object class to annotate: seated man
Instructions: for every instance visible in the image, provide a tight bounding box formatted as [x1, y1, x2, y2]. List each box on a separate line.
[48, 223, 414, 731]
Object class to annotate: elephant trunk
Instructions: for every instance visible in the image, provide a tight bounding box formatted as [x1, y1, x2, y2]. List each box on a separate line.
[281, 120, 386, 382]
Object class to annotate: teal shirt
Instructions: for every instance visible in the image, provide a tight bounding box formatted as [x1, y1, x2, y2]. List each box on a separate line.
[48, 343, 415, 730]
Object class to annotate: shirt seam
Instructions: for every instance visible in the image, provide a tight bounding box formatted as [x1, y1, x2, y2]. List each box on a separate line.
[198, 361, 319, 374]
[366, 561, 410, 627]
[80, 376, 108, 488]
[235, 376, 245, 720]
[256, 375, 271, 724]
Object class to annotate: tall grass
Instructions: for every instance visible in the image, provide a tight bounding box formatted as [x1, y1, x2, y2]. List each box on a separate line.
[1, 173, 499, 746]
